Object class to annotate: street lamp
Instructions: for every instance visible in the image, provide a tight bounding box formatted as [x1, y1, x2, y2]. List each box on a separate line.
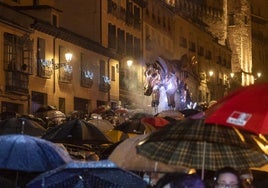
[208, 70, 214, 77]
[127, 59, 133, 67]
[65, 52, 73, 63]
[53, 51, 73, 93]
[53, 51, 73, 69]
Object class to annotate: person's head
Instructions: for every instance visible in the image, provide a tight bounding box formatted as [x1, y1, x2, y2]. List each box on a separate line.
[214, 167, 241, 188]
[240, 170, 254, 188]
[156, 173, 205, 188]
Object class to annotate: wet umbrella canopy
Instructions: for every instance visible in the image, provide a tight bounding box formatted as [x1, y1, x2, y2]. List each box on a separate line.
[27, 160, 148, 188]
[115, 119, 156, 134]
[109, 134, 188, 173]
[136, 118, 268, 176]
[0, 117, 46, 137]
[141, 116, 170, 128]
[42, 119, 113, 144]
[205, 83, 268, 134]
[0, 134, 72, 172]
[35, 105, 57, 113]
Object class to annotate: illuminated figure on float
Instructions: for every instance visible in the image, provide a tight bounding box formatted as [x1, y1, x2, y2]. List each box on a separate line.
[144, 55, 193, 113]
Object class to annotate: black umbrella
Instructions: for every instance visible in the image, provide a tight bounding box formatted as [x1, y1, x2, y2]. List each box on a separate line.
[0, 117, 46, 137]
[42, 119, 113, 144]
[0, 111, 20, 120]
[179, 109, 201, 117]
[27, 160, 148, 188]
[114, 119, 156, 134]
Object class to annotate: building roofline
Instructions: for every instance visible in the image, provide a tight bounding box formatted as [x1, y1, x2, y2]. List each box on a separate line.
[31, 20, 120, 59]
[12, 5, 62, 13]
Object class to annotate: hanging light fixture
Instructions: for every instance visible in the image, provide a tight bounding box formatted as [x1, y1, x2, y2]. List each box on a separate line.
[65, 52, 73, 63]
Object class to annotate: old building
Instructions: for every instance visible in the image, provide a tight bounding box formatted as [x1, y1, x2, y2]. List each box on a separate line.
[250, 0, 268, 83]
[0, 0, 267, 114]
[55, 0, 146, 108]
[175, 0, 268, 87]
[143, 0, 232, 105]
[0, 1, 120, 114]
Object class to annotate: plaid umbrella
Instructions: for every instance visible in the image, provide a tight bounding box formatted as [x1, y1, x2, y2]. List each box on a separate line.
[136, 118, 268, 178]
[109, 134, 189, 173]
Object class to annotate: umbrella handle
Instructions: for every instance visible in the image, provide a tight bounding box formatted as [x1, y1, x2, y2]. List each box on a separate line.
[201, 141, 206, 180]
[21, 120, 25, 134]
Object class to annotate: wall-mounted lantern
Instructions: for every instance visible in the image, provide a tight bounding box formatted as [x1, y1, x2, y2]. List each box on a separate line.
[56, 50, 73, 84]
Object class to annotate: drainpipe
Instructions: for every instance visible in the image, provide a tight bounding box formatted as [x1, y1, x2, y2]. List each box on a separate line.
[107, 57, 111, 103]
[53, 37, 56, 93]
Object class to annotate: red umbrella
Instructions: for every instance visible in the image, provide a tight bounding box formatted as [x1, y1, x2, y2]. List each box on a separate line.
[115, 108, 128, 115]
[205, 83, 268, 135]
[141, 117, 170, 128]
[92, 105, 110, 114]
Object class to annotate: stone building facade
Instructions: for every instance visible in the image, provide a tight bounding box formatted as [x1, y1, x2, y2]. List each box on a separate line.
[0, 1, 121, 114]
[0, 0, 267, 114]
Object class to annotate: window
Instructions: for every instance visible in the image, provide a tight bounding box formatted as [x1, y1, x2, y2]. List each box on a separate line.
[99, 60, 110, 92]
[31, 91, 47, 114]
[189, 41, 196, 52]
[145, 8, 149, 16]
[205, 50, 212, 59]
[126, 1, 134, 25]
[4, 33, 33, 74]
[157, 10, 161, 25]
[81, 53, 94, 88]
[228, 13, 235, 25]
[163, 16, 166, 28]
[244, 16, 248, 24]
[99, 60, 106, 85]
[126, 33, 133, 56]
[117, 28, 125, 54]
[217, 56, 222, 65]
[107, 0, 113, 13]
[52, 14, 58, 27]
[111, 66, 115, 81]
[167, 18, 171, 31]
[179, 36, 187, 48]
[198, 46, 204, 56]
[134, 37, 141, 58]
[59, 98, 65, 113]
[37, 38, 45, 60]
[1, 102, 20, 114]
[74, 97, 89, 114]
[100, 60, 106, 79]
[33, 0, 39, 6]
[133, 5, 141, 29]
[37, 37, 52, 78]
[59, 46, 72, 83]
[4, 33, 33, 94]
[12, 0, 20, 3]
[108, 23, 116, 49]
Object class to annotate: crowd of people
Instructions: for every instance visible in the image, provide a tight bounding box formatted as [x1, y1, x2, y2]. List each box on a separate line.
[0, 100, 267, 187]
[145, 166, 257, 188]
